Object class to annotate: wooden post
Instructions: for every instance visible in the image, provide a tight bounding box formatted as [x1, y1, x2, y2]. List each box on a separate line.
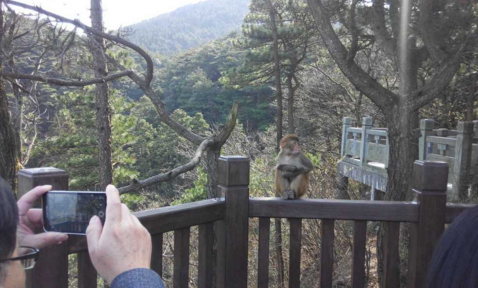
[341, 117, 353, 157]
[470, 121, 478, 198]
[419, 119, 434, 161]
[360, 117, 372, 166]
[78, 251, 97, 288]
[454, 122, 474, 201]
[173, 228, 190, 288]
[18, 168, 69, 288]
[218, 156, 250, 288]
[473, 120, 478, 139]
[407, 161, 448, 288]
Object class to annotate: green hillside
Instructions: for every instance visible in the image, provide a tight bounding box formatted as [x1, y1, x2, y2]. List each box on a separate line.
[125, 0, 250, 55]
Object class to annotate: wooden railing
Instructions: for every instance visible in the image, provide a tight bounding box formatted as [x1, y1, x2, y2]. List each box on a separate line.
[18, 157, 475, 288]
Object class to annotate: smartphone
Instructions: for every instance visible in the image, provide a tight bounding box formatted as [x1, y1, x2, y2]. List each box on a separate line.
[42, 191, 107, 235]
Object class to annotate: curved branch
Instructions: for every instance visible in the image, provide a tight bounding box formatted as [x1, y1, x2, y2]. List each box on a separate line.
[419, 0, 447, 62]
[211, 101, 239, 147]
[0, 70, 132, 86]
[105, 54, 205, 145]
[346, 0, 360, 63]
[411, 40, 468, 110]
[119, 102, 239, 194]
[118, 138, 214, 194]
[7, 0, 154, 86]
[370, 0, 396, 56]
[306, 0, 397, 110]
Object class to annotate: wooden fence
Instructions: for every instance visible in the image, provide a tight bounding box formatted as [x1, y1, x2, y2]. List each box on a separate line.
[18, 157, 475, 288]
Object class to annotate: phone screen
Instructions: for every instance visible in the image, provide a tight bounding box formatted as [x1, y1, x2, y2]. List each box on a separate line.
[43, 191, 107, 235]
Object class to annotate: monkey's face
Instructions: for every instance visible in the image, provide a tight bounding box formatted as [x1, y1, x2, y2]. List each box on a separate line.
[283, 139, 300, 155]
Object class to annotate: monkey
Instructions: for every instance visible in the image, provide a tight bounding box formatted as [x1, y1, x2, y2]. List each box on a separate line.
[275, 134, 313, 200]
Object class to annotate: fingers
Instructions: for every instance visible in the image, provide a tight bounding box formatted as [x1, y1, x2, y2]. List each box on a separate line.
[26, 209, 44, 229]
[105, 185, 121, 225]
[121, 204, 132, 220]
[131, 214, 142, 227]
[86, 216, 103, 251]
[17, 185, 52, 216]
[21, 232, 68, 249]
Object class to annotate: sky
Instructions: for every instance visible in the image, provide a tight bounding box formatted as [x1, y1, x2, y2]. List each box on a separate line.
[15, 0, 206, 30]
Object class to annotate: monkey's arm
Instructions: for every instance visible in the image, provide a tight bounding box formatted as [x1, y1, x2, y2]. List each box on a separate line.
[276, 164, 298, 172]
[300, 154, 314, 173]
[281, 155, 313, 178]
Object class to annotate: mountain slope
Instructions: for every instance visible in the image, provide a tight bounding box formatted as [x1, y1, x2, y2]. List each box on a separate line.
[126, 0, 250, 55]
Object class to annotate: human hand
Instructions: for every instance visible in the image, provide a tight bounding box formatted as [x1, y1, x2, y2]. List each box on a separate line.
[17, 185, 69, 249]
[86, 185, 152, 284]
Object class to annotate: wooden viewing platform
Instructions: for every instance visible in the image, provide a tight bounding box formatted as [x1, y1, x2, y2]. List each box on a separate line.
[339, 117, 478, 200]
[18, 157, 476, 288]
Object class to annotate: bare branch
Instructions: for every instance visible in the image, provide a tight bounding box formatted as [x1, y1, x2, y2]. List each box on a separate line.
[105, 54, 206, 146]
[6, 78, 28, 93]
[419, 0, 447, 62]
[311, 63, 355, 103]
[7, 0, 154, 86]
[118, 139, 214, 194]
[306, 0, 397, 110]
[411, 40, 468, 110]
[0, 70, 132, 86]
[346, 0, 360, 63]
[370, 0, 396, 56]
[119, 102, 239, 194]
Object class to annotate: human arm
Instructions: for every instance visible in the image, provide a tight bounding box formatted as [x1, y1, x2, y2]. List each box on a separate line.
[111, 269, 165, 288]
[86, 185, 159, 286]
[16, 185, 68, 248]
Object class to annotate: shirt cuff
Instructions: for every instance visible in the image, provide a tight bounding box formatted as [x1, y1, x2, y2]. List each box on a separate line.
[111, 268, 165, 288]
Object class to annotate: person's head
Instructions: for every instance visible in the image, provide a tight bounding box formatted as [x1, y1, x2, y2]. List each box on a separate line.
[0, 177, 24, 288]
[427, 205, 478, 288]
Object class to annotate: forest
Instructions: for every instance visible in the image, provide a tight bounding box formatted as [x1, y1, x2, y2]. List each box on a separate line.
[0, 0, 477, 287]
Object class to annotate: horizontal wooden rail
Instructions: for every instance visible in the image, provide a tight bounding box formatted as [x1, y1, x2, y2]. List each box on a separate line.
[445, 203, 477, 223]
[249, 198, 419, 222]
[68, 199, 225, 253]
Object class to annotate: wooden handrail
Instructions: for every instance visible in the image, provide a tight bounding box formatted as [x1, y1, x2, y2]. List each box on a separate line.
[68, 199, 225, 254]
[445, 203, 477, 223]
[249, 198, 419, 222]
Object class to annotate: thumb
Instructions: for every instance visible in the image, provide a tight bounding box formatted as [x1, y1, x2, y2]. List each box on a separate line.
[86, 216, 103, 251]
[22, 232, 68, 249]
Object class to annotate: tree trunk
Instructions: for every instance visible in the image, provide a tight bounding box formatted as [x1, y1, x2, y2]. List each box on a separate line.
[0, 3, 16, 188]
[335, 174, 350, 200]
[286, 75, 295, 134]
[0, 79, 16, 188]
[11, 82, 22, 165]
[265, 2, 286, 284]
[265, 0, 283, 153]
[378, 5, 419, 283]
[90, 0, 113, 190]
[274, 218, 285, 288]
[205, 146, 221, 198]
[378, 72, 419, 287]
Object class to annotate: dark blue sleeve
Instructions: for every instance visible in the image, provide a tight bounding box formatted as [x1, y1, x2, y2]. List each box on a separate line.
[111, 268, 166, 288]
